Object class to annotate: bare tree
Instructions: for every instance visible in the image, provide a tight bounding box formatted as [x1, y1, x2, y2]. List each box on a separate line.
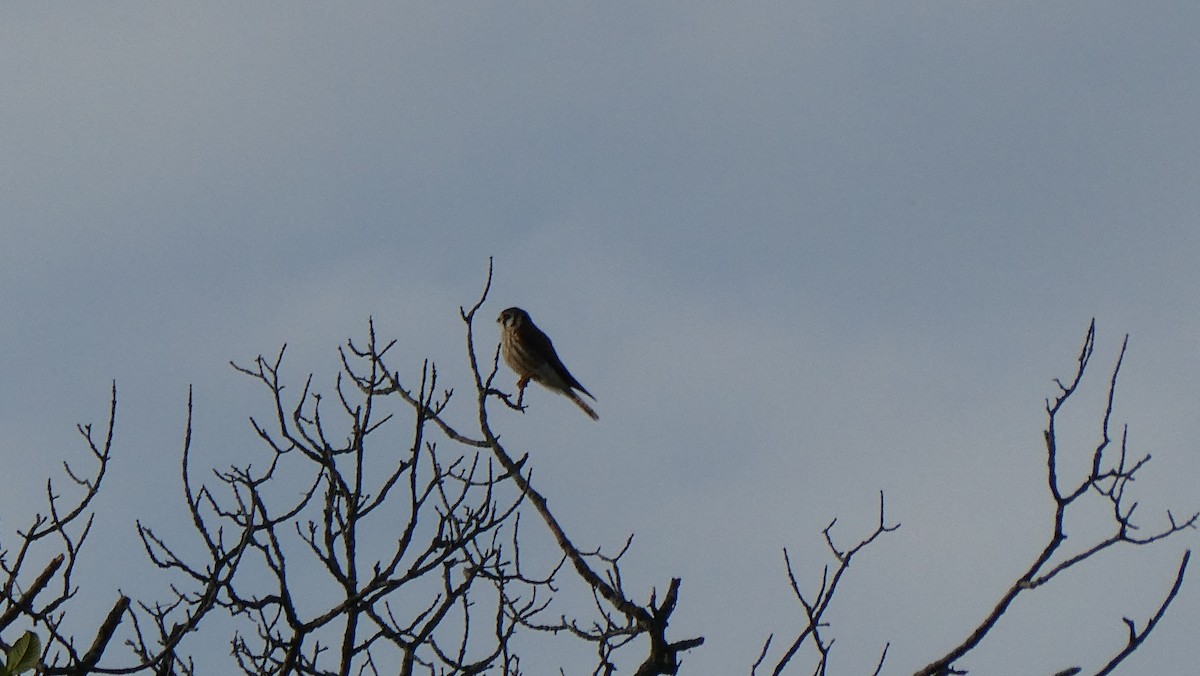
[2, 261, 703, 674]
[757, 321, 1196, 675]
[0, 384, 130, 676]
[1, 266, 1193, 675]
[124, 259, 702, 674]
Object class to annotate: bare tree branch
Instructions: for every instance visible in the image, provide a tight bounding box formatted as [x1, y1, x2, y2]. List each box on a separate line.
[915, 322, 1196, 675]
[758, 493, 897, 675]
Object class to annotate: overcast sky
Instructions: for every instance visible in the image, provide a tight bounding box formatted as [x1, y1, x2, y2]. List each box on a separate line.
[3, 3, 1200, 674]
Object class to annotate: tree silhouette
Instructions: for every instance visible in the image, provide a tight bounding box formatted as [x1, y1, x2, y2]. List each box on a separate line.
[755, 320, 1195, 675]
[0, 263, 1193, 675]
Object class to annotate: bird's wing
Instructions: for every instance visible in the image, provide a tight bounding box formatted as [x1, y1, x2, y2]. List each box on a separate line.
[521, 323, 594, 398]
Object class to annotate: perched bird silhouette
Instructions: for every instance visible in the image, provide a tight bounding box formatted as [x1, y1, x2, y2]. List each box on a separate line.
[497, 307, 598, 420]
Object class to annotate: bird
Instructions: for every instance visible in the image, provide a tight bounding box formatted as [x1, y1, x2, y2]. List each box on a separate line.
[497, 307, 598, 420]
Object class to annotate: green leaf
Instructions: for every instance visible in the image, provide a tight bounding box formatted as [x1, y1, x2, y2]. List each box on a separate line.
[5, 632, 41, 676]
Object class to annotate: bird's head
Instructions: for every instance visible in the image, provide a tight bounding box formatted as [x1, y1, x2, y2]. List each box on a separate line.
[497, 307, 529, 329]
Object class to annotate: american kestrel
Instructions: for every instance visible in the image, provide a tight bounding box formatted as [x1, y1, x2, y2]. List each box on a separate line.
[497, 307, 598, 420]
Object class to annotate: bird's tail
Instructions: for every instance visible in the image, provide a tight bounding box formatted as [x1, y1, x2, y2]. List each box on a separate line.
[565, 390, 599, 421]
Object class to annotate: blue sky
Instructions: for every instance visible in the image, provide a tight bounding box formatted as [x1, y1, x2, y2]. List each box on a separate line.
[3, 3, 1199, 673]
